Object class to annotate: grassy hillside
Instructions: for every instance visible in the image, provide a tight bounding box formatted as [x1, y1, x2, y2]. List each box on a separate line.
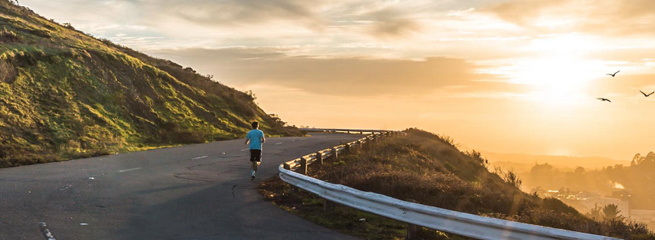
[260, 129, 653, 239]
[0, 1, 300, 167]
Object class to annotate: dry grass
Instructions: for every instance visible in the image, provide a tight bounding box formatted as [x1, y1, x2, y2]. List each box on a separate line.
[260, 129, 654, 239]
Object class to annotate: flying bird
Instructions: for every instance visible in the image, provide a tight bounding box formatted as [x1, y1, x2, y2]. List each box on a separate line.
[597, 98, 612, 103]
[640, 90, 654, 97]
[607, 70, 620, 77]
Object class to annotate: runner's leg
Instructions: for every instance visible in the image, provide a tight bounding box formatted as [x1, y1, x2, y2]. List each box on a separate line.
[250, 149, 262, 180]
[250, 150, 257, 179]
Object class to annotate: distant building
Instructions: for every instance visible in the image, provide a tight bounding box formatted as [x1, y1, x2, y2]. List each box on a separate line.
[540, 189, 630, 218]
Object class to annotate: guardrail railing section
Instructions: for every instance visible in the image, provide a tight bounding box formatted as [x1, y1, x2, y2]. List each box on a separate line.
[283, 131, 394, 175]
[278, 129, 619, 240]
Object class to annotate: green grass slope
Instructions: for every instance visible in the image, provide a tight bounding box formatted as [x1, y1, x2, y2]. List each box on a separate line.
[261, 129, 653, 239]
[0, 1, 300, 167]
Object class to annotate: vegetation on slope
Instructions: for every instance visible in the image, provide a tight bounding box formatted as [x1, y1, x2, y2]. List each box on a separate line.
[260, 129, 653, 239]
[0, 0, 300, 167]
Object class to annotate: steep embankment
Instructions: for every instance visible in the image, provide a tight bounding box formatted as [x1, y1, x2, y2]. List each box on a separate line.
[261, 129, 653, 239]
[0, 1, 300, 167]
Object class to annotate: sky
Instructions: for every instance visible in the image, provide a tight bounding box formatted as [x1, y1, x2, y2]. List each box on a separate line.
[19, 0, 655, 160]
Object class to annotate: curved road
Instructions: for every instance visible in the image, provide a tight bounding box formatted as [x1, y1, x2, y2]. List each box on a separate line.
[0, 133, 361, 240]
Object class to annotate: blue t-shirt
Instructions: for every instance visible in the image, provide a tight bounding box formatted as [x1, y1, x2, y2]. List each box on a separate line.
[246, 129, 265, 150]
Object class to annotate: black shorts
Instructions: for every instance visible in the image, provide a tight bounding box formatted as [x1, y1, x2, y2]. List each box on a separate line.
[250, 149, 262, 162]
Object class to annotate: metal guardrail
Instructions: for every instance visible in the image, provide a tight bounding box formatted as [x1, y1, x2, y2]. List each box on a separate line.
[278, 130, 621, 240]
[300, 128, 393, 134]
[283, 132, 390, 173]
[279, 166, 619, 240]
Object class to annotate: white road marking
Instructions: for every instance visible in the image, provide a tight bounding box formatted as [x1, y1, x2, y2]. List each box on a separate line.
[240, 148, 248, 152]
[38, 222, 56, 240]
[118, 168, 141, 173]
[192, 156, 208, 160]
[275, 142, 283, 145]
[80, 223, 89, 226]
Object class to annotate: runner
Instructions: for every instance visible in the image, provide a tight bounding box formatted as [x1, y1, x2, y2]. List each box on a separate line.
[245, 121, 265, 180]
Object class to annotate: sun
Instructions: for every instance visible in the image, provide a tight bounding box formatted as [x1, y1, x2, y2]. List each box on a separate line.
[511, 57, 599, 104]
[508, 34, 605, 105]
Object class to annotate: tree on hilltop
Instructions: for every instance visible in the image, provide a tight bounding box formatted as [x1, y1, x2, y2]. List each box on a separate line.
[630, 152, 655, 167]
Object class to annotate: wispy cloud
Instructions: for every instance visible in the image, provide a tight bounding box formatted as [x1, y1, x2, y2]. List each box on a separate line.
[484, 0, 655, 36]
[151, 47, 483, 96]
[364, 8, 422, 39]
[137, 0, 324, 28]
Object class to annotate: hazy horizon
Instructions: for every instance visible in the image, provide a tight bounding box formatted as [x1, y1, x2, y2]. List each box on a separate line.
[19, 0, 655, 160]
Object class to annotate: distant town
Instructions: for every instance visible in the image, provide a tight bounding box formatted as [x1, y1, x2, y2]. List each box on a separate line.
[536, 188, 655, 230]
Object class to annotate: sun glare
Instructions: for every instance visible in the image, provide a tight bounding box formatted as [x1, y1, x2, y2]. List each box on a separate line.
[508, 34, 604, 105]
[510, 57, 598, 104]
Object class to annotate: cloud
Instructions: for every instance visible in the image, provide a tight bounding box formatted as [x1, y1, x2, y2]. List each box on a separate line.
[484, 0, 655, 36]
[138, 0, 427, 41]
[364, 8, 422, 39]
[485, 0, 567, 26]
[135, 0, 324, 29]
[21, 0, 521, 54]
[150, 47, 484, 96]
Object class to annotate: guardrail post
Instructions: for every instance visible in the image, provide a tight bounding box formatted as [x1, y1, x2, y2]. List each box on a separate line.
[407, 224, 419, 240]
[332, 147, 339, 159]
[300, 157, 308, 175]
[316, 151, 323, 165]
[323, 199, 333, 212]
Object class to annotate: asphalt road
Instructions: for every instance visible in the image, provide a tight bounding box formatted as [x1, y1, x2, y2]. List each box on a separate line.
[0, 133, 362, 240]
